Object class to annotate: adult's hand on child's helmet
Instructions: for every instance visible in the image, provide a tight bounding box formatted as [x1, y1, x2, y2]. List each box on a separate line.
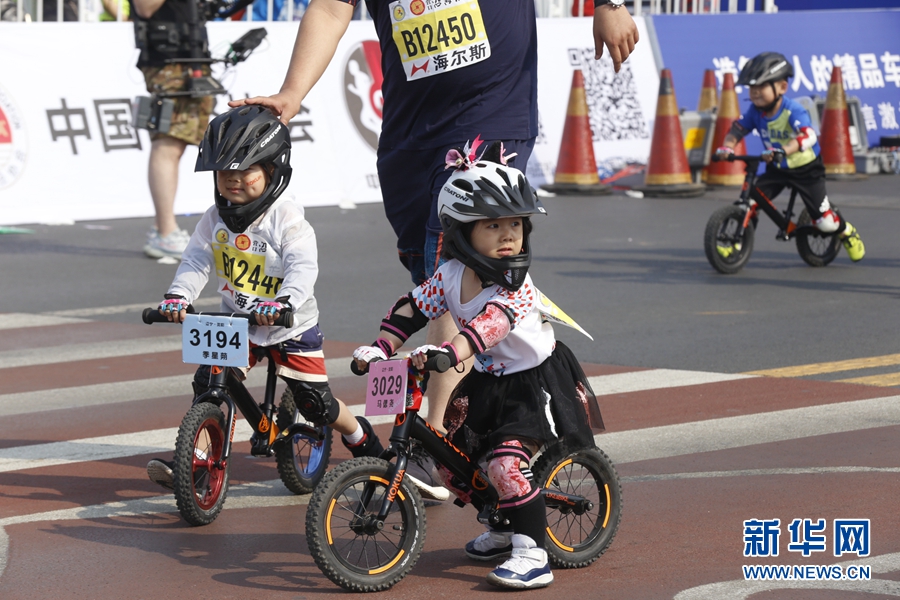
[228, 92, 302, 125]
[158, 295, 189, 323]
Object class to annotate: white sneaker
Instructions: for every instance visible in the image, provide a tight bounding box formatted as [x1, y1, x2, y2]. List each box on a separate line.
[144, 228, 190, 259]
[465, 528, 513, 561]
[485, 534, 553, 589]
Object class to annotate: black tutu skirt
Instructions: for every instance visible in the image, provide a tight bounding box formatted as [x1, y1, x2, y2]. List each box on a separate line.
[442, 340, 604, 462]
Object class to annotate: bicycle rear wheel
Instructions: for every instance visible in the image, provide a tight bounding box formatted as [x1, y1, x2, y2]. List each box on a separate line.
[306, 457, 426, 592]
[704, 205, 755, 274]
[796, 208, 841, 267]
[173, 402, 230, 526]
[275, 388, 333, 494]
[533, 444, 622, 568]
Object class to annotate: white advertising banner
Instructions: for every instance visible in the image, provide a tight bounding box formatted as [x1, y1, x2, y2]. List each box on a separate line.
[0, 18, 659, 226]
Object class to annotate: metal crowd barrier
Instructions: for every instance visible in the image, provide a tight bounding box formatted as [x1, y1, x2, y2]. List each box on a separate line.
[2, 0, 778, 24]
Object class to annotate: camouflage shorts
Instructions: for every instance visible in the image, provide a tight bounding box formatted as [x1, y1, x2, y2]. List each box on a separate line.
[141, 64, 215, 146]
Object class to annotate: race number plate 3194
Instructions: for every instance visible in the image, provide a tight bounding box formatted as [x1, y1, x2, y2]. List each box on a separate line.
[182, 314, 249, 368]
[389, 0, 491, 81]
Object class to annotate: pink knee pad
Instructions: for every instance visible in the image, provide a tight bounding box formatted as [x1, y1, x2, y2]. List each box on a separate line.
[487, 440, 534, 503]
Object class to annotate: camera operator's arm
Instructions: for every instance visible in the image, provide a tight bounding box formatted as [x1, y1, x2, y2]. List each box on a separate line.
[229, 0, 354, 124]
[132, 0, 165, 19]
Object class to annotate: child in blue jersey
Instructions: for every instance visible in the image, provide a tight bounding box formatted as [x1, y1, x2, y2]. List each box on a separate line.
[716, 52, 865, 262]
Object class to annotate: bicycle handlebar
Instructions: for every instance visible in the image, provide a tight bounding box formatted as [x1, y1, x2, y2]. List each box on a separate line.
[712, 154, 765, 163]
[349, 350, 453, 377]
[142, 307, 293, 328]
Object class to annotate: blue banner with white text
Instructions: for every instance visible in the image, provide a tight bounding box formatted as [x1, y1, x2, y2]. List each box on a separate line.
[652, 9, 900, 147]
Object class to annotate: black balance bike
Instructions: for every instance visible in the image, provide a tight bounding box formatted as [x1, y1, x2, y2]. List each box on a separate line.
[142, 308, 332, 526]
[704, 154, 845, 274]
[304, 353, 622, 592]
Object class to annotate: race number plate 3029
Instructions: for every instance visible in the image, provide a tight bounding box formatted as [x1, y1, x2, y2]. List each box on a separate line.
[389, 0, 491, 81]
[365, 359, 407, 416]
[182, 314, 249, 368]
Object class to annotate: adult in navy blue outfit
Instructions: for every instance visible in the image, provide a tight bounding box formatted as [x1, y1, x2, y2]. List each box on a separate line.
[231, 0, 638, 491]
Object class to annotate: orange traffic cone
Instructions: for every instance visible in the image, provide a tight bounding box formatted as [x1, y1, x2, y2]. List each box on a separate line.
[542, 69, 611, 195]
[697, 69, 718, 112]
[703, 72, 745, 186]
[820, 66, 866, 181]
[635, 69, 705, 198]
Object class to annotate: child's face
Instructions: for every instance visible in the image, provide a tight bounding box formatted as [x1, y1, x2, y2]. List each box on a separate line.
[470, 217, 524, 260]
[748, 80, 788, 110]
[216, 164, 269, 205]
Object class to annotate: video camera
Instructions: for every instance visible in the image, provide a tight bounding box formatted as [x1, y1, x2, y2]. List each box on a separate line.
[133, 0, 267, 135]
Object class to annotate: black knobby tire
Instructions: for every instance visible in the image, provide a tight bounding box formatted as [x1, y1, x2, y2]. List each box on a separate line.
[173, 402, 230, 526]
[275, 387, 333, 494]
[704, 205, 755, 274]
[532, 443, 623, 569]
[306, 457, 426, 592]
[796, 208, 842, 267]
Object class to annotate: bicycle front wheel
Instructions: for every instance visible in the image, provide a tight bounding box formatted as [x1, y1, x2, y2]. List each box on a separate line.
[173, 402, 230, 526]
[704, 205, 755, 274]
[533, 444, 622, 569]
[796, 208, 841, 267]
[275, 388, 333, 494]
[306, 457, 426, 592]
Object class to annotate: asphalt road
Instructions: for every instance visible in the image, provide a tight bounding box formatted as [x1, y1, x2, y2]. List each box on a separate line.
[1, 174, 899, 599]
[2, 172, 897, 374]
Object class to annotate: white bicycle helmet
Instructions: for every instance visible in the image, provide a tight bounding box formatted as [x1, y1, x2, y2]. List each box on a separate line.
[438, 144, 546, 291]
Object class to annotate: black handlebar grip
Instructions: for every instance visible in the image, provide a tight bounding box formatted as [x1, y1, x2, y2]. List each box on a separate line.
[423, 352, 452, 373]
[142, 307, 169, 324]
[274, 309, 293, 328]
[350, 360, 368, 376]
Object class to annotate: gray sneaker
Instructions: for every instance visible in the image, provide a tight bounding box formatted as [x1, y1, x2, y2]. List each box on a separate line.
[406, 443, 450, 502]
[144, 228, 190, 259]
[147, 458, 175, 491]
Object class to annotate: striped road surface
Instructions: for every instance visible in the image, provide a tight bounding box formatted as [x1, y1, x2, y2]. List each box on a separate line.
[1, 309, 899, 599]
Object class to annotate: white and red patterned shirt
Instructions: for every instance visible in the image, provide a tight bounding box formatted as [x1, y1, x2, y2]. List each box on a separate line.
[410, 260, 554, 376]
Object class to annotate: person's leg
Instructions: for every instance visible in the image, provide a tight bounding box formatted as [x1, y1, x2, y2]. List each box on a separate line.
[148, 135, 187, 238]
[482, 440, 552, 589]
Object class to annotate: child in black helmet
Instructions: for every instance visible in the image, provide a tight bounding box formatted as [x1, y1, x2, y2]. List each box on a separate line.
[146, 106, 385, 490]
[716, 51, 865, 262]
[352, 140, 604, 590]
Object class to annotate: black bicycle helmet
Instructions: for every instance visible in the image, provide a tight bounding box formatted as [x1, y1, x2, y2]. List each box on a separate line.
[196, 105, 292, 233]
[438, 142, 546, 291]
[737, 52, 794, 86]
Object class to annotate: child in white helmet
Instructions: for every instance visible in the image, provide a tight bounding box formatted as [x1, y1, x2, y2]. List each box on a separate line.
[353, 140, 604, 589]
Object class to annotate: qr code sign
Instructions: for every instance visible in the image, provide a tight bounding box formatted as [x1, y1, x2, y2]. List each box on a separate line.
[568, 48, 649, 142]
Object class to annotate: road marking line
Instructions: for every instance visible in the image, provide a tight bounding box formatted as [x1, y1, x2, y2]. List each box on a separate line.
[599, 393, 900, 464]
[0, 336, 183, 369]
[44, 297, 220, 318]
[0, 365, 739, 417]
[0, 314, 89, 330]
[837, 372, 900, 387]
[622, 466, 900, 483]
[2, 394, 899, 475]
[589, 369, 754, 395]
[745, 353, 900, 378]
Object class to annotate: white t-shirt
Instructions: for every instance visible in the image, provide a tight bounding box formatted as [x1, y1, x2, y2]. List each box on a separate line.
[410, 260, 555, 376]
[168, 194, 319, 346]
